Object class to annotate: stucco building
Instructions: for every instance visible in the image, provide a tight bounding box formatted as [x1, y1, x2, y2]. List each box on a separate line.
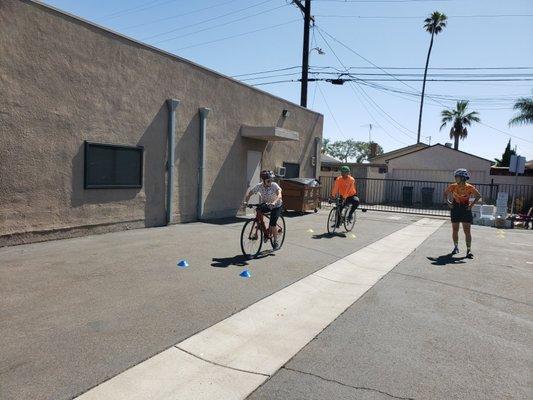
[0, 0, 323, 246]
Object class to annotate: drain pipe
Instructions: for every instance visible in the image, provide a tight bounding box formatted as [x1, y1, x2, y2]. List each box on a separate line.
[166, 99, 180, 225]
[198, 107, 211, 221]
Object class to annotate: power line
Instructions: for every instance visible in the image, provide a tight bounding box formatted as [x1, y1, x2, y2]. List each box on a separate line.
[315, 27, 413, 144]
[314, 0, 454, 3]
[314, 26, 533, 146]
[231, 66, 301, 78]
[316, 83, 349, 139]
[98, 0, 179, 21]
[234, 65, 533, 78]
[312, 66, 533, 70]
[240, 72, 303, 81]
[314, 14, 533, 19]
[150, 3, 290, 44]
[251, 79, 296, 86]
[173, 19, 300, 51]
[120, 0, 244, 30]
[142, 0, 280, 41]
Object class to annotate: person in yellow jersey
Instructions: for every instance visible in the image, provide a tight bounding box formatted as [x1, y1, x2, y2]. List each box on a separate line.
[444, 169, 481, 258]
[331, 166, 359, 228]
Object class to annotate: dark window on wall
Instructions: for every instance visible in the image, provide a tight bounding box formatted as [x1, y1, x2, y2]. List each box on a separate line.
[379, 166, 388, 174]
[84, 141, 144, 189]
[283, 162, 300, 178]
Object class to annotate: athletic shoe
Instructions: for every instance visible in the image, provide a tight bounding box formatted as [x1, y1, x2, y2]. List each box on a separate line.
[451, 247, 459, 255]
[272, 241, 279, 250]
[466, 251, 474, 259]
[347, 216, 354, 224]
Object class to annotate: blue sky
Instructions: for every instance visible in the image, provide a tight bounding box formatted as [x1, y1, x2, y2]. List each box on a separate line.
[42, 0, 533, 160]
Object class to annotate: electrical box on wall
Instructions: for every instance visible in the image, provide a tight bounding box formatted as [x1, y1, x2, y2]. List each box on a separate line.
[276, 166, 286, 177]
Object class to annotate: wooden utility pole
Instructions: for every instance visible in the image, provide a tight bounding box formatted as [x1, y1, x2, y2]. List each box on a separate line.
[293, 0, 312, 107]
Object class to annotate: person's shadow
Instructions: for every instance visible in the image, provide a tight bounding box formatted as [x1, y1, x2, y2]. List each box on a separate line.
[312, 232, 347, 239]
[211, 251, 274, 268]
[427, 253, 467, 266]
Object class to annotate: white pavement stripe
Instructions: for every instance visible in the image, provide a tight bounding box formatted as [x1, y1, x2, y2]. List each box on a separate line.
[75, 218, 444, 400]
[76, 347, 267, 400]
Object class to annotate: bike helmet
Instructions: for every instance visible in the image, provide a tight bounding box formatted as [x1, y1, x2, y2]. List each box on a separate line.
[340, 166, 350, 173]
[454, 168, 470, 180]
[260, 170, 275, 180]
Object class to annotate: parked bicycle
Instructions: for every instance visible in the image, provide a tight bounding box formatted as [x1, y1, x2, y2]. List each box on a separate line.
[327, 195, 356, 234]
[240, 203, 286, 258]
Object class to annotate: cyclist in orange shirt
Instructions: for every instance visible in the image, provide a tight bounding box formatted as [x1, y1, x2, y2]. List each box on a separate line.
[331, 166, 359, 227]
[444, 169, 481, 258]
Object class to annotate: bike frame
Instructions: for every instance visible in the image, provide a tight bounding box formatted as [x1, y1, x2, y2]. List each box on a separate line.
[250, 206, 273, 239]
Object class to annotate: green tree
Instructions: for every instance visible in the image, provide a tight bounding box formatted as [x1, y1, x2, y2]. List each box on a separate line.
[439, 100, 480, 151]
[417, 11, 447, 143]
[327, 140, 383, 163]
[354, 141, 384, 163]
[321, 138, 331, 154]
[494, 139, 516, 167]
[509, 96, 533, 126]
[328, 139, 359, 163]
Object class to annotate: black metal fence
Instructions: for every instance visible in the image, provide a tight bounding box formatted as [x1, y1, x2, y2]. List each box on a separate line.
[318, 176, 533, 217]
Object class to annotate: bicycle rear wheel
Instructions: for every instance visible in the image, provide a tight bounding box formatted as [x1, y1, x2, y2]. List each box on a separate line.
[240, 219, 263, 258]
[327, 208, 338, 234]
[343, 207, 356, 232]
[270, 215, 286, 250]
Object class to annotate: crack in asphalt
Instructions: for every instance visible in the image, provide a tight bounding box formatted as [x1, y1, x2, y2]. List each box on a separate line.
[282, 367, 416, 400]
[391, 271, 532, 307]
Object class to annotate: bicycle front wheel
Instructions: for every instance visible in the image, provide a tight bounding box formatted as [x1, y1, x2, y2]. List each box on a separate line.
[270, 216, 286, 250]
[240, 219, 263, 258]
[327, 208, 338, 234]
[343, 207, 356, 232]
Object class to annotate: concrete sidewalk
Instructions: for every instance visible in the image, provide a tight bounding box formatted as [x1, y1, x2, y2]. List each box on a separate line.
[0, 210, 418, 400]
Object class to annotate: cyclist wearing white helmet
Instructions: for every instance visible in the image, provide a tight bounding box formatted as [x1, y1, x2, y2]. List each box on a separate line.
[244, 170, 283, 249]
[444, 168, 481, 258]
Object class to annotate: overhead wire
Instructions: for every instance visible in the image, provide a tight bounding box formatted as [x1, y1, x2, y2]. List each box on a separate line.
[314, 26, 533, 144]
[315, 27, 417, 142]
[172, 19, 300, 51]
[142, 0, 282, 42]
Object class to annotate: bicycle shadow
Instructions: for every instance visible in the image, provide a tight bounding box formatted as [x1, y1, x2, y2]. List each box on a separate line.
[211, 251, 274, 268]
[312, 232, 347, 239]
[427, 254, 467, 266]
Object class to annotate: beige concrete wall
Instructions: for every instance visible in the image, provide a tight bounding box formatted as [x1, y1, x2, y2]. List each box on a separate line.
[387, 145, 492, 183]
[0, 0, 322, 244]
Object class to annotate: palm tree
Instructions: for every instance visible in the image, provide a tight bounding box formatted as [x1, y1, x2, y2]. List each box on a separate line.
[509, 97, 533, 126]
[440, 100, 480, 150]
[417, 11, 447, 144]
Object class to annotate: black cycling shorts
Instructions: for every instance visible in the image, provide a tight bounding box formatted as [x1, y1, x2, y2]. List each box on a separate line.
[450, 204, 473, 224]
[260, 204, 282, 227]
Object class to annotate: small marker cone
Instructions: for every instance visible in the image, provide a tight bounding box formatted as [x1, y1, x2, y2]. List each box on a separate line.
[307, 229, 314, 233]
[349, 234, 356, 239]
[239, 270, 251, 278]
[177, 259, 189, 268]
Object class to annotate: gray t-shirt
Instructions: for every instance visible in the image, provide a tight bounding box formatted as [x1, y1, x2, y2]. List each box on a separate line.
[249, 182, 283, 208]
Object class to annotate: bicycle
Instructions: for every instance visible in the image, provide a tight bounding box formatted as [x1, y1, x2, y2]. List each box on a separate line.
[240, 203, 286, 259]
[327, 196, 356, 234]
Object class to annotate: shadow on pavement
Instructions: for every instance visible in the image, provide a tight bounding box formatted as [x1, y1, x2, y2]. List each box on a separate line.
[211, 251, 274, 268]
[312, 232, 347, 239]
[203, 216, 249, 225]
[427, 254, 467, 266]
[282, 211, 318, 218]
